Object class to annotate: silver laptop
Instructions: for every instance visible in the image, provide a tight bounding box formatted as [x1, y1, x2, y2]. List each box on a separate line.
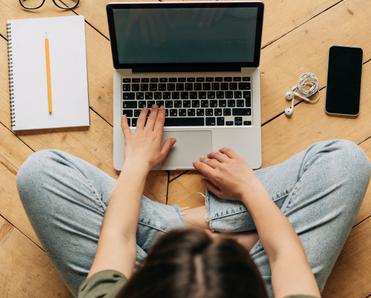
[107, 1, 264, 170]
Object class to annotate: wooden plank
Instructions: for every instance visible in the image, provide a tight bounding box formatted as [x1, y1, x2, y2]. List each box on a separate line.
[323, 217, 371, 298]
[0, 216, 71, 297]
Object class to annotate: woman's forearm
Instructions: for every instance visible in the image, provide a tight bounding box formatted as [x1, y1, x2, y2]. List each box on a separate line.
[88, 166, 148, 278]
[241, 182, 320, 297]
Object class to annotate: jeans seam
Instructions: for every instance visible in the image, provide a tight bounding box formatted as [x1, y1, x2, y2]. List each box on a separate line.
[139, 219, 167, 233]
[86, 181, 106, 213]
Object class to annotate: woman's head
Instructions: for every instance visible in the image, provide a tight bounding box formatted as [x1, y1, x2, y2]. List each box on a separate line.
[120, 228, 268, 298]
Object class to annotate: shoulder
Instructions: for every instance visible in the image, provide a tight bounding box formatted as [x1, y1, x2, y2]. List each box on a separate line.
[78, 270, 128, 298]
[284, 296, 320, 298]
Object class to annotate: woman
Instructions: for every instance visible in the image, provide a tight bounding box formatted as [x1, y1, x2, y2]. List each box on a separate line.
[17, 106, 370, 298]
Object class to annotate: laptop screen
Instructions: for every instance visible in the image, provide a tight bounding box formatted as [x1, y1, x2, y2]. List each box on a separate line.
[107, 3, 264, 71]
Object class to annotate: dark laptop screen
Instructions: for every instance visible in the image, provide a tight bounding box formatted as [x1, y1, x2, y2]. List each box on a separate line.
[107, 3, 264, 71]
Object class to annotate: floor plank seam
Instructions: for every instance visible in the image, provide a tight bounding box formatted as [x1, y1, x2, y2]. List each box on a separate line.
[0, 122, 35, 153]
[352, 215, 371, 229]
[261, 0, 344, 50]
[169, 170, 190, 183]
[358, 135, 371, 146]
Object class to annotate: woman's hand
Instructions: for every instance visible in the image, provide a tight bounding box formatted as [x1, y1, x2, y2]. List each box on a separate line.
[122, 105, 176, 173]
[193, 148, 262, 201]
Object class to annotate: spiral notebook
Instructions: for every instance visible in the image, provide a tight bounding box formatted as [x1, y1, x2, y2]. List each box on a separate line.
[7, 16, 89, 131]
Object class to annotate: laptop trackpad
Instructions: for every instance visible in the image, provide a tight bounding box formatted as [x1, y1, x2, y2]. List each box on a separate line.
[161, 130, 213, 170]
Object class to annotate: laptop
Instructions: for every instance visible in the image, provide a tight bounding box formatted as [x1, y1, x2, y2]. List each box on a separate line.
[107, 1, 264, 170]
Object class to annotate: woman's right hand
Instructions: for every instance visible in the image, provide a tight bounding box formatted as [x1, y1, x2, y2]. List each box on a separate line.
[193, 148, 263, 201]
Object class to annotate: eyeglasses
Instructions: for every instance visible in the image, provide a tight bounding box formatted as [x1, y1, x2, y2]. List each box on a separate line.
[19, 0, 80, 10]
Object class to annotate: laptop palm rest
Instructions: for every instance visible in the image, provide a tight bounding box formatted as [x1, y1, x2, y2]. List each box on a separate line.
[159, 130, 212, 170]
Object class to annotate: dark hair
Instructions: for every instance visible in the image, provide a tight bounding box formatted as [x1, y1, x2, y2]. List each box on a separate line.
[119, 228, 268, 298]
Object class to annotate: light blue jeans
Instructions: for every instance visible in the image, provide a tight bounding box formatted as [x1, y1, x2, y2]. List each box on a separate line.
[16, 140, 370, 297]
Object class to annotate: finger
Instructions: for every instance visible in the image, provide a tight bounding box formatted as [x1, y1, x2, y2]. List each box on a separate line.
[137, 107, 148, 130]
[121, 115, 132, 137]
[154, 106, 166, 133]
[207, 151, 229, 163]
[159, 138, 176, 160]
[193, 160, 217, 179]
[205, 180, 223, 197]
[199, 156, 220, 169]
[219, 147, 239, 159]
[146, 105, 159, 131]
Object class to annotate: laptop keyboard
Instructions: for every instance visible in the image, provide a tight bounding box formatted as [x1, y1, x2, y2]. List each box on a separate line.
[122, 76, 252, 127]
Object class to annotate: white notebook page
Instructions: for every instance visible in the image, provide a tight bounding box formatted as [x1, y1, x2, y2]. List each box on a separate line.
[9, 15, 89, 131]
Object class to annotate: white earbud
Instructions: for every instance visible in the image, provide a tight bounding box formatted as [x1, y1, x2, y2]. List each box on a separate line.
[284, 73, 320, 117]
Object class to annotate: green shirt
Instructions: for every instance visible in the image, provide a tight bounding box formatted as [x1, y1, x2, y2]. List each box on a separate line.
[78, 270, 318, 298]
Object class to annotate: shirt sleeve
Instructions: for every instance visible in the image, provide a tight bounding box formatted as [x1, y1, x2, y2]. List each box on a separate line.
[78, 270, 128, 298]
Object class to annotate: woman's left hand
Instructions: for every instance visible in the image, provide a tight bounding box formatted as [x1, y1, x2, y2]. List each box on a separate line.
[121, 105, 176, 172]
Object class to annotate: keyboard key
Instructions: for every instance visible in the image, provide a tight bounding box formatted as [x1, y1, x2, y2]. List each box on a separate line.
[230, 82, 238, 90]
[227, 100, 236, 107]
[239, 82, 251, 90]
[206, 117, 216, 126]
[203, 83, 211, 90]
[206, 109, 213, 116]
[245, 98, 251, 107]
[237, 100, 245, 107]
[199, 92, 207, 99]
[194, 83, 202, 91]
[136, 92, 144, 100]
[132, 78, 140, 83]
[170, 109, 178, 116]
[215, 109, 222, 116]
[188, 109, 196, 116]
[221, 83, 228, 90]
[201, 100, 209, 108]
[131, 118, 137, 127]
[165, 101, 173, 108]
[150, 78, 158, 82]
[147, 100, 155, 107]
[187, 77, 195, 82]
[226, 121, 234, 126]
[123, 78, 131, 83]
[192, 100, 200, 108]
[141, 84, 149, 91]
[167, 83, 176, 91]
[176, 83, 184, 91]
[181, 92, 189, 99]
[197, 109, 205, 116]
[141, 78, 149, 82]
[159, 84, 166, 91]
[145, 92, 153, 99]
[206, 77, 214, 82]
[233, 77, 241, 81]
[196, 77, 205, 82]
[122, 84, 130, 91]
[174, 101, 182, 108]
[235, 118, 243, 126]
[156, 100, 164, 107]
[242, 77, 250, 81]
[207, 92, 215, 99]
[234, 91, 242, 98]
[169, 78, 177, 82]
[224, 77, 232, 82]
[160, 78, 168, 82]
[122, 110, 133, 117]
[163, 92, 171, 99]
[172, 92, 180, 99]
[217, 117, 225, 126]
[223, 108, 231, 116]
[154, 92, 162, 100]
[150, 84, 157, 91]
[190, 92, 198, 99]
[219, 100, 227, 107]
[183, 100, 191, 108]
[244, 120, 252, 126]
[134, 109, 141, 117]
[165, 117, 204, 126]
[123, 101, 137, 108]
[216, 91, 224, 99]
[232, 108, 251, 116]
[226, 91, 233, 99]
[185, 83, 193, 90]
[123, 93, 135, 100]
[215, 77, 223, 82]
[179, 109, 187, 116]
[212, 83, 219, 90]
[138, 101, 146, 108]
[132, 84, 140, 91]
[210, 100, 218, 108]
[178, 78, 186, 82]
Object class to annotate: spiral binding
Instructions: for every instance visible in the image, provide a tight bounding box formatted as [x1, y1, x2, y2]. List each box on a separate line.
[7, 22, 16, 129]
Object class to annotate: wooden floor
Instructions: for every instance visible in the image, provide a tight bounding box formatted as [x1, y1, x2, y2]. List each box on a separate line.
[0, 0, 370, 297]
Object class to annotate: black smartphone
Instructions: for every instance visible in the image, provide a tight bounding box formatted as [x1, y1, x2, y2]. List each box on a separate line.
[325, 46, 363, 117]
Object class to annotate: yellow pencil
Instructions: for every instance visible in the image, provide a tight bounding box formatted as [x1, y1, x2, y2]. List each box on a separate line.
[45, 34, 53, 114]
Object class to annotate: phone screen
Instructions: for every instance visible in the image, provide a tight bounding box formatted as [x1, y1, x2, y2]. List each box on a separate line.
[325, 46, 363, 116]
